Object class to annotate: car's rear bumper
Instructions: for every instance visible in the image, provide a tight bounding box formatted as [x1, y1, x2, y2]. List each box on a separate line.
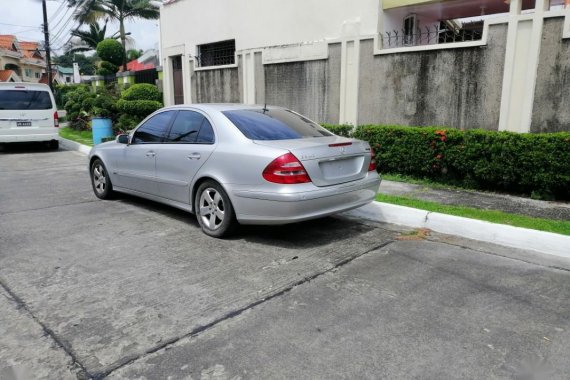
[229, 173, 381, 225]
[0, 129, 59, 143]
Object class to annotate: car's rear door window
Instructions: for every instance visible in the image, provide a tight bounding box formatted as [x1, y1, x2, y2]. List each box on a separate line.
[0, 90, 53, 110]
[132, 111, 175, 143]
[222, 109, 332, 140]
[196, 119, 215, 144]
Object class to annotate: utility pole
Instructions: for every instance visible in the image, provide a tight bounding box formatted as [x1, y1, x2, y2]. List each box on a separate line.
[42, 0, 53, 91]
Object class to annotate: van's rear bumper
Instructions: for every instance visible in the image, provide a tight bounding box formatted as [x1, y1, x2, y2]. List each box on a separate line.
[0, 128, 59, 143]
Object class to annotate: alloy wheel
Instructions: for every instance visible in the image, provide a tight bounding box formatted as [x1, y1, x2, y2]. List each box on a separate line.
[199, 188, 225, 230]
[92, 163, 107, 195]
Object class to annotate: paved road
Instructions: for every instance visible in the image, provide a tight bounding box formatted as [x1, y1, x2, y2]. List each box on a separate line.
[1, 144, 569, 380]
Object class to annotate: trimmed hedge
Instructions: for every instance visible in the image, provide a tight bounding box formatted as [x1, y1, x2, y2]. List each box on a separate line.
[116, 99, 162, 117]
[323, 124, 570, 200]
[320, 123, 353, 137]
[121, 83, 162, 102]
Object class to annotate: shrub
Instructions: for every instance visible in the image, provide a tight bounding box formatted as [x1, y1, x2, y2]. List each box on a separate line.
[115, 113, 142, 133]
[321, 124, 353, 137]
[96, 39, 124, 67]
[116, 99, 162, 117]
[121, 83, 162, 102]
[62, 85, 96, 130]
[97, 60, 119, 76]
[322, 124, 570, 200]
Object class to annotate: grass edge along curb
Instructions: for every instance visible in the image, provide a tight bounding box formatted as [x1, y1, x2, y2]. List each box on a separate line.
[59, 127, 93, 147]
[376, 193, 570, 236]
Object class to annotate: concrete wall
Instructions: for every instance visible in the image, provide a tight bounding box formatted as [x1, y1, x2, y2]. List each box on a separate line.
[160, 0, 379, 53]
[264, 43, 341, 124]
[358, 23, 508, 130]
[193, 68, 240, 103]
[531, 17, 570, 133]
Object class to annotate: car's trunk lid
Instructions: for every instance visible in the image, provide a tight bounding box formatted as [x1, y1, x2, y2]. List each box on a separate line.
[254, 136, 371, 186]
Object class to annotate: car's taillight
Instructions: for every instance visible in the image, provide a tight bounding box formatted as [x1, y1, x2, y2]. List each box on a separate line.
[54, 111, 59, 128]
[368, 148, 376, 172]
[262, 153, 311, 184]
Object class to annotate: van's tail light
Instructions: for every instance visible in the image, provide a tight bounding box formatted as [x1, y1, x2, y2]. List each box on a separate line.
[54, 111, 59, 128]
[368, 148, 377, 172]
[263, 153, 311, 184]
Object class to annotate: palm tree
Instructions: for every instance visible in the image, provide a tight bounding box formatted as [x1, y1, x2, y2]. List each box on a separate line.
[69, 21, 119, 53]
[67, 0, 160, 70]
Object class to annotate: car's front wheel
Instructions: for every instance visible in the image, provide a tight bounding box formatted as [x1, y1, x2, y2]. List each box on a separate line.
[195, 181, 236, 238]
[90, 159, 114, 200]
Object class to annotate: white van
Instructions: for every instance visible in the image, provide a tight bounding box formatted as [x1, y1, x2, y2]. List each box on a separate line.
[0, 82, 59, 149]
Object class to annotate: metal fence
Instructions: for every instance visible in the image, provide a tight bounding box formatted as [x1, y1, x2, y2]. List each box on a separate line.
[134, 68, 158, 85]
[382, 24, 483, 49]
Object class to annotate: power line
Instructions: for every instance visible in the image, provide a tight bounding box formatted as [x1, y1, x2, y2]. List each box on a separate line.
[0, 22, 38, 28]
[48, 1, 67, 23]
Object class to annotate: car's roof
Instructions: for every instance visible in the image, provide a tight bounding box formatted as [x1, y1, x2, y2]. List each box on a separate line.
[162, 103, 286, 113]
[0, 82, 52, 91]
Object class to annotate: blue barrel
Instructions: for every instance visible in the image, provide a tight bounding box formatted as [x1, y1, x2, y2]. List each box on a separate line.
[92, 117, 113, 145]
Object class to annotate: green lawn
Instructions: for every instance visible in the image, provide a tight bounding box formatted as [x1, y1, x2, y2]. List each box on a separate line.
[376, 193, 570, 236]
[59, 127, 93, 147]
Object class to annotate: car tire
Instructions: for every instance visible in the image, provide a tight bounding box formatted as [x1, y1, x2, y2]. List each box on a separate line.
[195, 180, 237, 238]
[90, 159, 114, 200]
[48, 140, 59, 150]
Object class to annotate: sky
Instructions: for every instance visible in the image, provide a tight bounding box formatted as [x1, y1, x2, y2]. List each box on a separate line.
[0, 0, 160, 55]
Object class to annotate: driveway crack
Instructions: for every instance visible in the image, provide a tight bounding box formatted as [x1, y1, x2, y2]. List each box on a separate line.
[0, 278, 93, 380]
[96, 239, 395, 379]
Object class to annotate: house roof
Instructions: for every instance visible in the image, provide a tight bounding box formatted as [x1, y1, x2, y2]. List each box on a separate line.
[19, 41, 43, 59]
[56, 65, 74, 75]
[126, 59, 155, 72]
[0, 35, 17, 51]
[0, 69, 21, 82]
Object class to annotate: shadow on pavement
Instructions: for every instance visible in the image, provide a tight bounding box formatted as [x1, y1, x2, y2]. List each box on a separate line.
[0, 142, 60, 154]
[113, 193, 378, 249]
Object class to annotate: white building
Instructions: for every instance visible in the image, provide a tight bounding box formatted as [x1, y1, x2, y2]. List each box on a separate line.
[159, 0, 570, 133]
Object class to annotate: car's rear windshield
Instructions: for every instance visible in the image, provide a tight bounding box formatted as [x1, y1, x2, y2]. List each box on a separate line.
[0, 90, 53, 110]
[222, 108, 333, 140]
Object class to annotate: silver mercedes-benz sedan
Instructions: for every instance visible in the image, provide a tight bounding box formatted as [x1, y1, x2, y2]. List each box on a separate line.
[88, 104, 381, 237]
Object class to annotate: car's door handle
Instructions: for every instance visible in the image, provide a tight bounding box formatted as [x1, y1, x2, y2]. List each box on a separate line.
[187, 153, 201, 160]
[146, 151, 156, 157]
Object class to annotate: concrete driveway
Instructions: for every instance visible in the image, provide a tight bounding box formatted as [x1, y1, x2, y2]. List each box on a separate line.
[1, 144, 569, 380]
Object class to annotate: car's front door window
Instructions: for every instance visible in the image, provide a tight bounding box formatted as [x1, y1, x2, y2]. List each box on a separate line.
[132, 111, 175, 143]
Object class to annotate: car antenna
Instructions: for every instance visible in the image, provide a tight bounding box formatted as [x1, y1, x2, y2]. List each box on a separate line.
[262, 103, 268, 113]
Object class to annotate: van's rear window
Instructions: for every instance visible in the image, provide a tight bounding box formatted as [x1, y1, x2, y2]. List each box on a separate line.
[222, 109, 333, 140]
[0, 90, 53, 110]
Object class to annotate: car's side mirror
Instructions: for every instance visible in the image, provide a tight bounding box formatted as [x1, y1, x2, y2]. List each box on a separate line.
[117, 134, 129, 144]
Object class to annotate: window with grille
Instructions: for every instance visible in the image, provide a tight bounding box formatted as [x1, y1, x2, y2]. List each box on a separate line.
[197, 40, 235, 67]
[403, 14, 417, 46]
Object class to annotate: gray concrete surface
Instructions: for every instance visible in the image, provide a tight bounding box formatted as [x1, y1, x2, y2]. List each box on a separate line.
[1, 143, 569, 379]
[264, 42, 341, 125]
[358, 23, 507, 130]
[380, 179, 570, 221]
[532, 17, 570, 133]
[193, 67, 241, 103]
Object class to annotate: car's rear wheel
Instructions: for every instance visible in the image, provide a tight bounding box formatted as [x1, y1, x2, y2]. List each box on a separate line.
[90, 159, 114, 199]
[48, 140, 59, 150]
[195, 181, 236, 238]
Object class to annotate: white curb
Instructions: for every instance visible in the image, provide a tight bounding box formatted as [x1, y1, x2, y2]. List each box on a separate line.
[348, 202, 570, 260]
[59, 137, 91, 155]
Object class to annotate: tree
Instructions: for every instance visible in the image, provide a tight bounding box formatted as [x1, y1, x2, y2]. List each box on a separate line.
[68, 0, 160, 70]
[53, 52, 98, 75]
[96, 38, 124, 75]
[69, 21, 120, 53]
[127, 49, 143, 61]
